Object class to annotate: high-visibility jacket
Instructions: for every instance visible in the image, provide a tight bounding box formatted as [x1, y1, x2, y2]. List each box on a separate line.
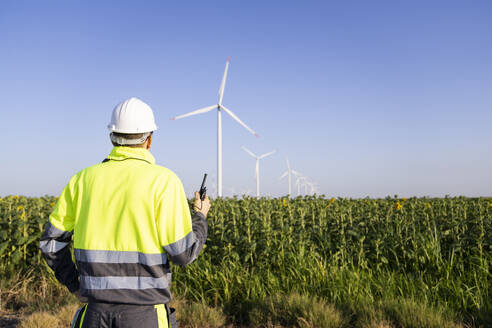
[39, 146, 208, 305]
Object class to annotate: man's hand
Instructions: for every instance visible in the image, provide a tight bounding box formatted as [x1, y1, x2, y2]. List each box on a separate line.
[194, 191, 210, 217]
[73, 289, 89, 303]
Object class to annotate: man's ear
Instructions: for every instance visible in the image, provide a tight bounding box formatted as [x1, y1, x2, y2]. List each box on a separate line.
[146, 133, 153, 150]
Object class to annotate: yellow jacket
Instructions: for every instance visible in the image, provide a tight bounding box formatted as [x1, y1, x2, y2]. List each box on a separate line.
[40, 147, 208, 304]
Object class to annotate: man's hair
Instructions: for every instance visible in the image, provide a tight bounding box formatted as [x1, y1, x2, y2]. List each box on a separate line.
[110, 132, 152, 148]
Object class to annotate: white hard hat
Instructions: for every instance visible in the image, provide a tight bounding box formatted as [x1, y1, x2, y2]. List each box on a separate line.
[108, 97, 158, 133]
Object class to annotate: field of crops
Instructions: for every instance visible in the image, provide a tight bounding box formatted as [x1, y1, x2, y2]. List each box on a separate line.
[1, 195, 492, 327]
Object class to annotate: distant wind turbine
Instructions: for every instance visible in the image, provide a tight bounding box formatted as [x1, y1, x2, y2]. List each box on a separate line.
[291, 170, 304, 196]
[297, 176, 308, 195]
[170, 58, 259, 197]
[308, 182, 319, 195]
[303, 178, 310, 195]
[279, 157, 293, 197]
[242, 146, 275, 198]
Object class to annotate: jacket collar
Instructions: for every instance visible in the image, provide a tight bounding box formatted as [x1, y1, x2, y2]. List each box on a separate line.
[106, 147, 156, 165]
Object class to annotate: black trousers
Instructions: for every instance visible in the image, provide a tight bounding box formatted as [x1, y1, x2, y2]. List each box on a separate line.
[71, 302, 178, 328]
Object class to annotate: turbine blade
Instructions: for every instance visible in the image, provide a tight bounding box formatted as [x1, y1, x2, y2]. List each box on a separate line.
[286, 157, 291, 170]
[280, 171, 288, 179]
[218, 57, 230, 105]
[241, 146, 257, 158]
[291, 170, 303, 178]
[221, 105, 259, 137]
[170, 105, 217, 120]
[259, 150, 276, 159]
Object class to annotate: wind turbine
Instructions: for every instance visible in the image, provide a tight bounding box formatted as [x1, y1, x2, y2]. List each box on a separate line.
[291, 170, 304, 196]
[308, 182, 320, 195]
[295, 176, 306, 196]
[242, 146, 275, 198]
[170, 58, 259, 197]
[300, 176, 313, 195]
[279, 157, 293, 197]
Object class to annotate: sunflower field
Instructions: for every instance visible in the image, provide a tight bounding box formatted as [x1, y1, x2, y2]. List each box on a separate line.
[1, 195, 491, 326]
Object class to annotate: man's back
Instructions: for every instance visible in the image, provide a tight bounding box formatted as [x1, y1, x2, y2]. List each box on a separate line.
[40, 98, 210, 327]
[73, 147, 186, 255]
[44, 146, 206, 305]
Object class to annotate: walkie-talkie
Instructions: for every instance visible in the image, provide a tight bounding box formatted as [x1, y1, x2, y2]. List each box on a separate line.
[199, 174, 207, 200]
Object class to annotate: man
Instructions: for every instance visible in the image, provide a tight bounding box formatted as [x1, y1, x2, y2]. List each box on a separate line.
[39, 97, 210, 328]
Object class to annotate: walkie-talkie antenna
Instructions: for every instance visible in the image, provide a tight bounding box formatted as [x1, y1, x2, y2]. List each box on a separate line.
[199, 174, 208, 200]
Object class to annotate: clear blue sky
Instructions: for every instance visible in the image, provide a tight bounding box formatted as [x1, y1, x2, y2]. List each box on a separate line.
[1, 1, 491, 198]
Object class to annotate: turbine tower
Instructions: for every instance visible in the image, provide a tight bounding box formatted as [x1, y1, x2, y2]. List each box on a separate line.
[279, 157, 293, 197]
[170, 58, 259, 197]
[242, 146, 275, 198]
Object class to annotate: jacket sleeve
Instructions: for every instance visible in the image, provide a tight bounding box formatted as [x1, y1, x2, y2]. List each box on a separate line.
[157, 174, 208, 267]
[39, 177, 80, 293]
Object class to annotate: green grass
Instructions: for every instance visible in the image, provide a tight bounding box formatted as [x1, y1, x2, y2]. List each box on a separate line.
[0, 270, 469, 327]
[249, 292, 344, 328]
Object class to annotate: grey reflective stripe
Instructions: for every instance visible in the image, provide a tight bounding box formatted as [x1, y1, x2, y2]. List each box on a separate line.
[44, 221, 73, 239]
[40, 240, 70, 253]
[75, 249, 167, 266]
[80, 274, 170, 290]
[163, 231, 197, 256]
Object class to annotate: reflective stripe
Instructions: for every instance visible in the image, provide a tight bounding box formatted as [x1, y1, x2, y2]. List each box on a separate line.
[154, 304, 168, 328]
[163, 231, 197, 256]
[70, 305, 84, 328]
[39, 240, 70, 253]
[44, 221, 73, 239]
[75, 249, 167, 266]
[81, 275, 170, 290]
[76, 261, 170, 278]
[79, 305, 87, 328]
